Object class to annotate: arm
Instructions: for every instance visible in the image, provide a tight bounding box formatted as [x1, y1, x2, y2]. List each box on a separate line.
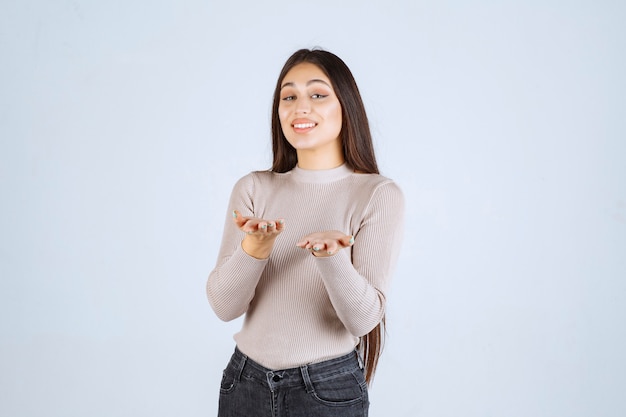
[206, 175, 285, 321]
[297, 181, 405, 336]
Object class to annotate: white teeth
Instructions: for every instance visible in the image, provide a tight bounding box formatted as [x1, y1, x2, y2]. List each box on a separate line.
[294, 123, 315, 129]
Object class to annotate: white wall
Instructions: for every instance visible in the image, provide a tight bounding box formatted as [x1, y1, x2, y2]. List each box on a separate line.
[1, 1, 625, 416]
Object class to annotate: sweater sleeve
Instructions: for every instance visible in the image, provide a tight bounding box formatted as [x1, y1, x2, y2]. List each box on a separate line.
[206, 174, 269, 321]
[314, 180, 405, 337]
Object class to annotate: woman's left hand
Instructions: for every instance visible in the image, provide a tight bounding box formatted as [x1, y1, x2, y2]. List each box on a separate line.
[296, 231, 354, 257]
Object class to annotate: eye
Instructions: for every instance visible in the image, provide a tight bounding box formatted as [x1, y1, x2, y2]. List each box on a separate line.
[311, 94, 328, 99]
[281, 95, 295, 101]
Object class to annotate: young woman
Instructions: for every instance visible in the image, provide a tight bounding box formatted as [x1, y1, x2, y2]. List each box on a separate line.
[207, 48, 404, 417]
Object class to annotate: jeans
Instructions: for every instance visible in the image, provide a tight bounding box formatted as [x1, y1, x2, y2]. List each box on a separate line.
[217, 347, 369, 417]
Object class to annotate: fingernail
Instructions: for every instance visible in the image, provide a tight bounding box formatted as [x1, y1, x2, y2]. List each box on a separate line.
[313, 247, 320, 252]
[232, 210, 237, 218]
[268, 223, 274, 228]
[349, 236, 355, 244]
[327, 251, 333, 255]
[278, 219, 284, 225]
[260, 224, 267, 229]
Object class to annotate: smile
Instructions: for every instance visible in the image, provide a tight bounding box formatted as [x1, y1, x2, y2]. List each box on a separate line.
[293, 122, 316, 129]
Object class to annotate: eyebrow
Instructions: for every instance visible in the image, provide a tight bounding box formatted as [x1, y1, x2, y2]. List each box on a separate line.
[280, 79, 332, 90]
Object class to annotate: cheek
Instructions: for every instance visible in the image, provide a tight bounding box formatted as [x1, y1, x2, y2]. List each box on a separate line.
[328, 103, 343, 131]
[278, 107, 294, 139]
[278, 106, 290, 124]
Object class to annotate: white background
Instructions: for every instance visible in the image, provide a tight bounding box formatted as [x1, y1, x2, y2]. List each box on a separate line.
[1, 1, 625, 416]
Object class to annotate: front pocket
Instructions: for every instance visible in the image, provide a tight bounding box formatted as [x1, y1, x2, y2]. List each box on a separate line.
[219, 368, 238, 394]
[309, 370, 366, 407]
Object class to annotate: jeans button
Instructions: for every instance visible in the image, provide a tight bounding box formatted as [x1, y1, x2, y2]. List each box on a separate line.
[272, 374, 280, 382]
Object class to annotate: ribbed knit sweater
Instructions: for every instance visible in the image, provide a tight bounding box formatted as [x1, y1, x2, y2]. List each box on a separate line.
[207, 163, 404, 370]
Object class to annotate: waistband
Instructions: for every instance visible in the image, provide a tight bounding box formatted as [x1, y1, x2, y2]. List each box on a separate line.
[227, 346, 364, 391]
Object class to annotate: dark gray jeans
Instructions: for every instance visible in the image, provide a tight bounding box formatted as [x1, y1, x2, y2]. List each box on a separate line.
[217, 347, 369, 417]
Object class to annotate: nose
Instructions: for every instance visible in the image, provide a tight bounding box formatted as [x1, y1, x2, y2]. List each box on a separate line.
[295, 97, 311, 114]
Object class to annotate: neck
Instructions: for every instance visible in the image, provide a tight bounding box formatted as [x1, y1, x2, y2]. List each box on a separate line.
[296, 153, 344, 170]
[296, 145, 344, 170]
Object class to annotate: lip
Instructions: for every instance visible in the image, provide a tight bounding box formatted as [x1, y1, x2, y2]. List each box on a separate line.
[291, 118, 317, 133]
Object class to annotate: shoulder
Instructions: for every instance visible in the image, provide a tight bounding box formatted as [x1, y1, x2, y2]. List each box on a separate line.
[346, 173, 404, 218]
[231, 170, 285, 193]
[233, 170, 275, 185]
[351, 173, 404, 201]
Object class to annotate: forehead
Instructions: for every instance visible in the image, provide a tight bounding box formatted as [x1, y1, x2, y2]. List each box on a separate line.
[281, 62, 332, 87]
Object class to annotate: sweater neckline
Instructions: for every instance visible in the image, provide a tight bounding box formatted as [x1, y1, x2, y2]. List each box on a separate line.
[291, 163, 353, 184]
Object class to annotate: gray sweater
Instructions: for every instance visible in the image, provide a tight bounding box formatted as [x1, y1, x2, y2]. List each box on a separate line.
[207, 163, 404, 369]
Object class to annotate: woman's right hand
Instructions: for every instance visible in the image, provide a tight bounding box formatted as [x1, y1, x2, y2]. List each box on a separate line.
[233, 210, 285, 259]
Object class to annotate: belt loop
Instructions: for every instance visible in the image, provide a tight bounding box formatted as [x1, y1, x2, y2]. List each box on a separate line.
[299, 365, 315, 394]
[355, 348, 365, 370]
[235, 351, 247, 382]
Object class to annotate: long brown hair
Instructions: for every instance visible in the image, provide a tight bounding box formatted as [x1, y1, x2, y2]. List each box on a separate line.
[270, 48, 384, 383]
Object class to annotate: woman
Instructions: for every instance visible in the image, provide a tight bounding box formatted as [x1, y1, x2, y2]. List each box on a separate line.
[207, 48, 404, 417]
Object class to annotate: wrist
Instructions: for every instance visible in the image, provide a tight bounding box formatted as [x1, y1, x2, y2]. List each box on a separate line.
[241, 235, 276, 259]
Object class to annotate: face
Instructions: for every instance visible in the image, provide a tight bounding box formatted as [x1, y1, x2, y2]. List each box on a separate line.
[278, 63, 343, 158]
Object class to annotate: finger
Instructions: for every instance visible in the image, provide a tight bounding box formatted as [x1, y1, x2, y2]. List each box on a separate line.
[340, 235, 355, 247]
[325, 241, 339, 255]
[256, 221, 268, 234]
[275, 219, 286, 232]
[242, 219, 259, 234]
[296, 235, 312, 247]
[265, 221, 275, 233]
[311, 242, 326, 253]
[232, 210, 247, 228]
